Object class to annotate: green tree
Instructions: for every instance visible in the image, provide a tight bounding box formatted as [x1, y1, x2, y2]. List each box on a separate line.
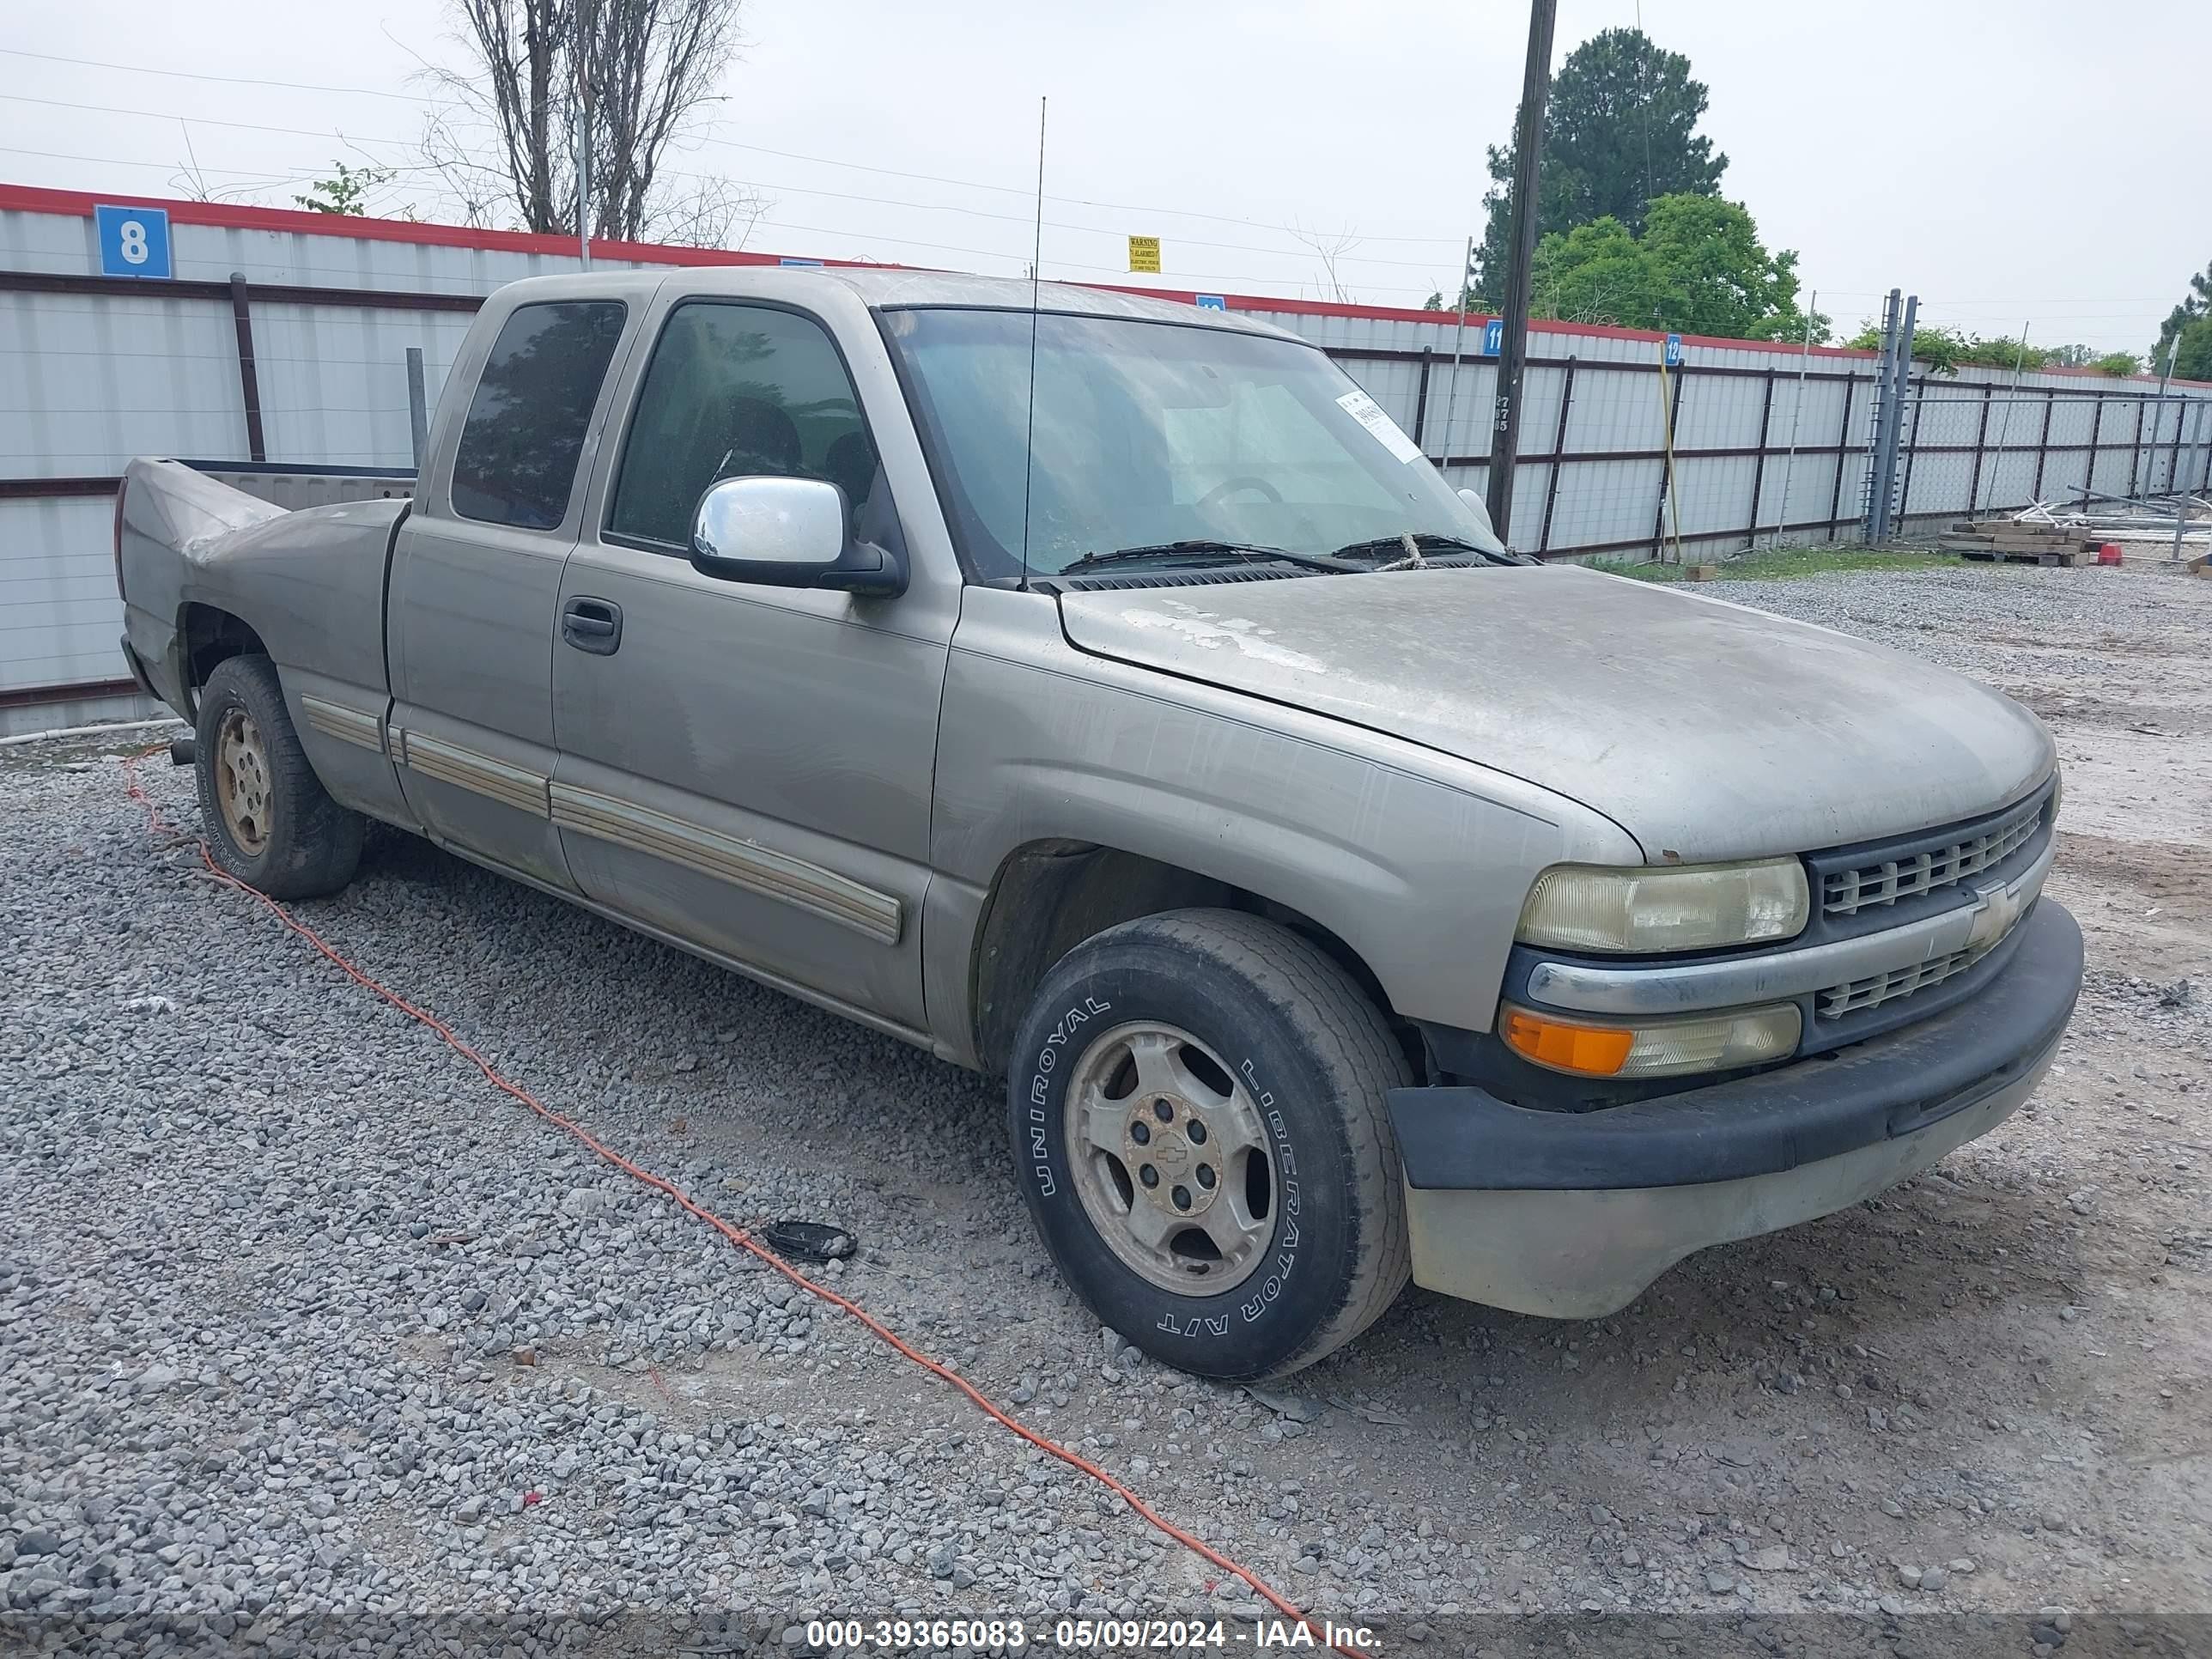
[1844, 320, 1968, 374]
[2152, 259, 2211, 373]
[1957, 336, 2049, 372]
[1472, 28, 1727, 305]
[2174, 315, 2212, 382]
[294, 161, 394, 216]
[2093, 351, 2143, 377]
[1841, 323, 2068, 376]
[1527, 194, 1823, 342]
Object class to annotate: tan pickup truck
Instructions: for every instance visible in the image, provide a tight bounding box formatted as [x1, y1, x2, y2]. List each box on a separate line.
[116, 268, 2081, 1378]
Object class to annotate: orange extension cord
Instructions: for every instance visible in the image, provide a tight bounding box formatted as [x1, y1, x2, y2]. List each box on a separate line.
[122, 750, 1358, 1656]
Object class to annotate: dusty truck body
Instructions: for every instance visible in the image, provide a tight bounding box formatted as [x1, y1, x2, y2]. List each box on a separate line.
[115, 268, 2081, 1379]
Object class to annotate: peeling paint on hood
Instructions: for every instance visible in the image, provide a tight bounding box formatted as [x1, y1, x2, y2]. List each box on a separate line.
[1116, 599, 1328, 674]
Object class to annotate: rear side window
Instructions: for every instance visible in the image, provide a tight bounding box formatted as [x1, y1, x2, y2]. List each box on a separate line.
[450, 301, 626, 530]
[607, 301, 877, 549]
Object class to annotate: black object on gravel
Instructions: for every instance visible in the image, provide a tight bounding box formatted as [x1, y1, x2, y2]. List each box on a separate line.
[763, 1219, 858, 1261]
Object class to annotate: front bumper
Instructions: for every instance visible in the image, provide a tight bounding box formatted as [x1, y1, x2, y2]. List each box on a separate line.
[1385, 898, 2081, 1318]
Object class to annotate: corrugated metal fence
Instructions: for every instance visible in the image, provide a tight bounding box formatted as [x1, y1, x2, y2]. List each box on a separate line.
[5, 184, 2210, 728]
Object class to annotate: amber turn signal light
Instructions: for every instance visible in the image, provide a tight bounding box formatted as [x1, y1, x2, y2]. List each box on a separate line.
[1501, 1009, 1635, 1076]
[1499, 1001, 1803, 1079]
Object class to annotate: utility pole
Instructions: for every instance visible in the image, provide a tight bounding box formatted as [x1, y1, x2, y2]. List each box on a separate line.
[1485, 0, 1559, 542]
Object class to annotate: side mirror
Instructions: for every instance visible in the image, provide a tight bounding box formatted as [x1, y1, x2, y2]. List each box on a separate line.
[690, 475, 906, 597]
[1455, 486, 1503, 547]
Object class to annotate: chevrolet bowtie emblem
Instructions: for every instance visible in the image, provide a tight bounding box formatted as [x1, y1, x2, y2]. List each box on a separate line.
[1966, 878, 2024, 952]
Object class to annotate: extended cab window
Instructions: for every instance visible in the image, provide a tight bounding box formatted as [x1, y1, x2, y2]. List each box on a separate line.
[449, 301, 627, 530]
[608, 301, 878, 549]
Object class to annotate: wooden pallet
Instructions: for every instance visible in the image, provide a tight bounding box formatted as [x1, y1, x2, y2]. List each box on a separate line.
[1948, 544, 2087, 567]
[1942, 520, 2094, 566]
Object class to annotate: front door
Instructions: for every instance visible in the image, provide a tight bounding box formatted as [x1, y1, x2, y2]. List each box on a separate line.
[550, 295, 948, 1032]
[387, 297, 631, 890]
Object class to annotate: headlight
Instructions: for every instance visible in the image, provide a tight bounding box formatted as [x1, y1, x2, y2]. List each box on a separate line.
[1516, 858, 1808, 954]
[1502, 1002, 1802, 1079]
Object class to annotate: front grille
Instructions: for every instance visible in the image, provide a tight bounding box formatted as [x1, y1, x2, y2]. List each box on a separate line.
[1818, 943, 1990, 1018]
[1821, 794, 2044, 918]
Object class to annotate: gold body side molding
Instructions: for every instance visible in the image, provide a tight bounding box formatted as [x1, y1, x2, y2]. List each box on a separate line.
[299, 694, 387, 754]
[397, 730, 551, 818]
[550, 781, 903, 945]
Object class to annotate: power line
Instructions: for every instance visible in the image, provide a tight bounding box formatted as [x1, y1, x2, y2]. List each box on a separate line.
[692, 136, 1466, 246]
[632, 173, 1466, 270]
[0, 104, 1447, 293]
[744, 217, 1439, 295]
[0, 144, 307, 183]
[3, 49, 2180, 324]
[0, 46, 1473, 247]
[0, 46, 437, 104]
[1, 91, 420, 149]
[0, 91, 1460, 291]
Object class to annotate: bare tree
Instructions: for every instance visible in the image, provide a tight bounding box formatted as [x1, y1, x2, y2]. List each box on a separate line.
[167, 119, 291, 205]
[1287, 220, 1363, 305]
[421, 0, 759, 244]
[649, 174, 766, 249]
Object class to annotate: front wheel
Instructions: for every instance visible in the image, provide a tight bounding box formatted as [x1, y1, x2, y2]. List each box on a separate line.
[1007, 909, 1412, 1379]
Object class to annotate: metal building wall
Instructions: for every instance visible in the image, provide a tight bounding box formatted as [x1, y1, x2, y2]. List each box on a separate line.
[0, 198, 711, 727]
[4, 185, 2210, 731]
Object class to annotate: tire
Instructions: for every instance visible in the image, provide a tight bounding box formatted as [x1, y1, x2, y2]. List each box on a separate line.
[193, 654, 364, 899]
[1007, 908, 1413, 1380]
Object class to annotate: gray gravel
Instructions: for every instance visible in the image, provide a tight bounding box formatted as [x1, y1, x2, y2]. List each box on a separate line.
[1687, 558, 2202, 688]
[5, 750, 1224, 1652]
[4, 560, 2208, 1652]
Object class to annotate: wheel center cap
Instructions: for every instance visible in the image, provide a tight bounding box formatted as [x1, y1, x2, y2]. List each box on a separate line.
[1124, 1097, 1218, 1219]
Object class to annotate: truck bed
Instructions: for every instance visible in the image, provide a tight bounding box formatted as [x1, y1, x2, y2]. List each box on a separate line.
[116, 458, 411, 729]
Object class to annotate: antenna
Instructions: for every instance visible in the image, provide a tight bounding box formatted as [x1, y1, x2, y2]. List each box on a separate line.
[1018, 95, 1047, 592]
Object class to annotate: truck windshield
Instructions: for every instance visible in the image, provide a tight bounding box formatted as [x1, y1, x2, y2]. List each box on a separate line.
[881, 307, 1504, 581]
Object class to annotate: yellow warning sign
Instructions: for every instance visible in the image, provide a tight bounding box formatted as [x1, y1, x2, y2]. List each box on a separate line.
[1127, 235, 1162, 274]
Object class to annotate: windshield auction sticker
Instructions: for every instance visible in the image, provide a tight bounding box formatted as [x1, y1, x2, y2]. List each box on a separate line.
[1334, 388, 1424, 465]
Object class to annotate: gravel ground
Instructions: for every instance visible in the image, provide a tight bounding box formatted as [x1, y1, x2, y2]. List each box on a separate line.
[3, 558, 2209, 1656]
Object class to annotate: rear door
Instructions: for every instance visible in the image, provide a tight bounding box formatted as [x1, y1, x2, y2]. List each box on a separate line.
[386, 295, 635, 890]
[549, 287, 951, 1033]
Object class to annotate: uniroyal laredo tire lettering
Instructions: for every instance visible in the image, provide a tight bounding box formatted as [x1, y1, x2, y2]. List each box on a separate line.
[1026, 994, 1113, 1198]
[1006, 909, 1409, 1381]
[1237, 1055, 1301, 1327]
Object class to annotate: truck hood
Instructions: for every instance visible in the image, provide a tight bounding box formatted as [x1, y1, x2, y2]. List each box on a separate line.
[1055, 565, 2054, 860]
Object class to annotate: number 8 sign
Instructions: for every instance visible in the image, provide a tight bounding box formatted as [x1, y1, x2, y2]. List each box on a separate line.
[95, 204, 173, 279]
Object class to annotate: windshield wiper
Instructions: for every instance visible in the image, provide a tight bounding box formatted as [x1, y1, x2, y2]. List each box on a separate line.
[1328, 532, 1523, 566]
[1059, 540, 1353, 575]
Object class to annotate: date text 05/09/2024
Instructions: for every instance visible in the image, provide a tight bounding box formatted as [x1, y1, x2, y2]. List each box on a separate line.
[801, 1617, 1385, 1650]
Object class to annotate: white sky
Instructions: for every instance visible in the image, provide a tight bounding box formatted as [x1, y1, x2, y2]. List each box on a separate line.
[3, 0, 2205, 353]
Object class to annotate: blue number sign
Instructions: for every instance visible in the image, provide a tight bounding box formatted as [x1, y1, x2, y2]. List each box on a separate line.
[95, 204, 173, 279]
[1194, 294, 1227, 311]
[1480, 318, 1504, 356]
[1664, 332, 1684, 368]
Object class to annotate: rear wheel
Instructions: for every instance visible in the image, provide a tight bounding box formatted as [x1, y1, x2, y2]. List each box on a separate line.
[194, 654, 364, 898]
[1007, 909, 1412, 1379]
